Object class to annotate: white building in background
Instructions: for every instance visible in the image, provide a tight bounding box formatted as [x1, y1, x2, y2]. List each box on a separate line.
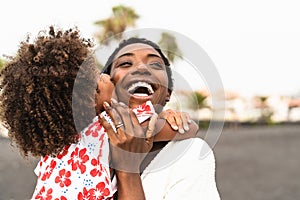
[266, 95, 289, 122]
[225, 94, 300, 123]
[166, 90, 213, 121]
[224, 95, 257, 122]
[287, 97, 300, 122]
[166, 89, 300, 123]
[289, 107, 300, 121]
[1, 91, 298, 138]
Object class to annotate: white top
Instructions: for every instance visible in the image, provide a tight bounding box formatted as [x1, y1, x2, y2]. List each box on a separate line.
[141, 138, 220, 200]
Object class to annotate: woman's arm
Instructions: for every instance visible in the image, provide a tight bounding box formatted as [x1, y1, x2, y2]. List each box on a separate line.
[141, 109, 199, 142]
[114, 171, 145, 200]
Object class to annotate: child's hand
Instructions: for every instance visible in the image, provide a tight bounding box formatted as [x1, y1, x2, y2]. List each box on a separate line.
[158, 109, 192, 134]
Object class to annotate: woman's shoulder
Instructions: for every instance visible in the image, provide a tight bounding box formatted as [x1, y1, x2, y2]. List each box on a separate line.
[165, 138, 216, 164]
[142, 138, 216, 175]
[169, 137, 211, 151]
[157, 138, 214, 163]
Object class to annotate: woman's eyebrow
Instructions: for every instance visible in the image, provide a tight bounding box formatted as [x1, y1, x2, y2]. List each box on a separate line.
[147, 53, 162, 59]
[115, 52, 134, 60]
[116, 52, 162, 60]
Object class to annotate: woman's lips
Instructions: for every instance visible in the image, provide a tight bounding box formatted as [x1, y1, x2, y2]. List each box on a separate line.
[128, 93, 153, 105]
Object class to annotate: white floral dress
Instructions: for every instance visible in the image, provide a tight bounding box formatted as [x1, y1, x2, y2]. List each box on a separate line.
[32, 101, 154, 200]
[32, 116, 114, 200]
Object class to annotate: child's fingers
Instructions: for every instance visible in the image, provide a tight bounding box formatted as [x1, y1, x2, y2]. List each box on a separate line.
[170, 112, 184, 134]
[181, 113, 190, 132]
[165, 114, 179, 131]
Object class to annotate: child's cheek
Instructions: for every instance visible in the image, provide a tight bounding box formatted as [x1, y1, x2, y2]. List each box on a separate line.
[100, 82, 114, 101]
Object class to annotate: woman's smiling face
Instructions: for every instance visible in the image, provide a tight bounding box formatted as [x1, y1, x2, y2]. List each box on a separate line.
[110, 43, 171, 112]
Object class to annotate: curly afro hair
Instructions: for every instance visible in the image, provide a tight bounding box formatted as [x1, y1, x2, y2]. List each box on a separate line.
[0, 26, 100, 157]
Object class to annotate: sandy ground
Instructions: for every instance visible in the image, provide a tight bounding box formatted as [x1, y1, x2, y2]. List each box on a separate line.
[214, 124, 300, 200]
[0, 124, 299, 200]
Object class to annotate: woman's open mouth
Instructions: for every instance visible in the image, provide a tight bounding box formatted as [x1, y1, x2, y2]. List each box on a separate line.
[127, 81, 156, 97]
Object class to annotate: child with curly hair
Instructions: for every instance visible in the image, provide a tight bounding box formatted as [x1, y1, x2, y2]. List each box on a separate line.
[0, 26, 116, 199]
[0, 26, 198, 200]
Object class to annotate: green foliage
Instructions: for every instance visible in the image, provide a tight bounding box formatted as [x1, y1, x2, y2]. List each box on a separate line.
[188, 91, 209, 110]
[158, 32, 182, 63]
[197, 120, 210, 129]
[255, 96, 274, 124]
[94, 5, 139, 44]
[93, 5, 182, 66]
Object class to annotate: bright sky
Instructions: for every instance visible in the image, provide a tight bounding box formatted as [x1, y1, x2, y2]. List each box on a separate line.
[1, 0, 300, 97]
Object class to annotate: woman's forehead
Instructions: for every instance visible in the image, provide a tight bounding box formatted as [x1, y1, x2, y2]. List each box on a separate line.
[114, 43, 160, 59]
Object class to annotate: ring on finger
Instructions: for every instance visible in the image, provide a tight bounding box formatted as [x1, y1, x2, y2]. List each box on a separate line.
[115, 122, 124, 129]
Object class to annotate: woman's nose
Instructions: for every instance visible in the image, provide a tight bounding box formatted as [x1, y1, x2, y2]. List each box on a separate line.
[133, 62, 151, 75]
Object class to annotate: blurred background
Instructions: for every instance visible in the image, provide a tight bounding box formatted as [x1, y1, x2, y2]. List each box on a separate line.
[1, 0, 299, 199]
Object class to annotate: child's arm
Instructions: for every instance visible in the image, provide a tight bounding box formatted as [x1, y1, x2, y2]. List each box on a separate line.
[151, 109, 199, 142]
[153, 118, 199, 141]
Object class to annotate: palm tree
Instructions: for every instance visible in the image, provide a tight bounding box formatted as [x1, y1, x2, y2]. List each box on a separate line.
[188, 91, 209, 110]
[254, 96, 274, 124]
[187, 90, 211, 128]
[158, 32, 182, 63]
[93, 5, 183, 69]
[94, 5, 139, 45]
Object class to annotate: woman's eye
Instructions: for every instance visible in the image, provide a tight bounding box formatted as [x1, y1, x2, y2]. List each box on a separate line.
[149, 62, 163, 69]
[118, 61, 132, 68]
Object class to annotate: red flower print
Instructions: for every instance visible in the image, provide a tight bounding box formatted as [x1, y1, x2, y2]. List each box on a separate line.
[42, 155, 49, 163]
[86, 121, 103, 138]
[90, 158, 103, 177]
[54, 196, 67, 200]
[136, 103, 150, 114]
[41, 160, 57, 181]
[55, 169, 72, 187]
[78, 187, 92, 200]
[133, 102, 154, 119]
[94, 182, 111, 198]
[78, 182, 111, 200]
[57, 145, 70, 159]
[97, 133, 106, 158]
[68, 147, 89, 174]
[35, 186, 53, 200]
[144, 104, 151, 112]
